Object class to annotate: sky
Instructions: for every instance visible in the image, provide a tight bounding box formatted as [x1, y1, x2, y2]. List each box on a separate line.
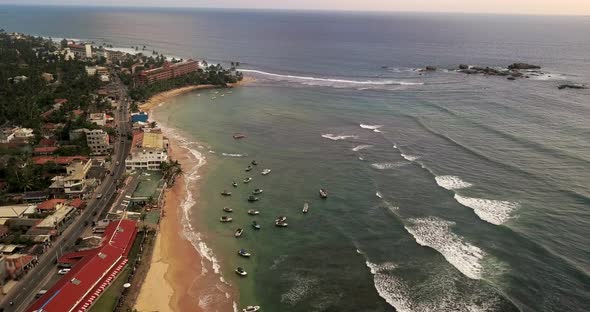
[1, 0, 590, 15]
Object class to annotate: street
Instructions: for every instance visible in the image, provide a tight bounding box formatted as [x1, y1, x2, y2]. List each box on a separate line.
[0, 77, 132, 312]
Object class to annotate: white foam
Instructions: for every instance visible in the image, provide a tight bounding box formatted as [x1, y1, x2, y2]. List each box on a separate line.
[365, 261, 415, 312]
[405, 217, 485, 279]
[400, 154, 420, 162]
[376, 192, 383, 199]
[352, 144, 373, 151]
[360, 124, 384, 133]
[221, 153, 245, 157]
[454, 195, 518, 225]
[280, 275, 318, 305]
[321, 133, 358, 141]
[241, 69, 425, 87]
[435, 175, 473, 190]
[371, 162, 409, 170]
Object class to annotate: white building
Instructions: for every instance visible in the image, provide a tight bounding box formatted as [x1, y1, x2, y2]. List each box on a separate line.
[0, 128, 15, 143]
[85, 129, 110, 155]
[125, 131, 168, 171]
[85, 65, 108, 77]
[13, 127, 34, 139]
[49, 160, 96, 198]
[88, 113, 107, 126]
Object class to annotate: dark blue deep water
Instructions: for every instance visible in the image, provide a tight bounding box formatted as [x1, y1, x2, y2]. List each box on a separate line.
[2, 6, 590, 312]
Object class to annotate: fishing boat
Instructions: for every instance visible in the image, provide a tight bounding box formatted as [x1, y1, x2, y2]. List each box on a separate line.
[220, 216, 233, 223]
[235, 228, 244, 237]
[221, 190, 232, 196]
[252, 188, 263, 195]
[245, 165, 253, 172]
[275, 220, 288, 227]
[247, 195, 259, 202]
[275, 216, 287, 223]
[233, 133, 246, 140]
[251, 160, 258, 166]
[303, 202, 309, 213]
[247, 209, 260, 215]
[223, 207, 233, 213]
[232, 181, 238, 187]
[252, 221, 261, 230]
[238, 249, 251, 257]
[319, 188, 328, 199]
[243, 177, 252, 183]
[261, 169, 271, 175]
[235, 267, 247, 276]
[242, 306, 260, 312]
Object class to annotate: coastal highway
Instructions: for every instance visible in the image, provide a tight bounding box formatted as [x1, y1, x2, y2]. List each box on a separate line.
[1, 79, 132, 312]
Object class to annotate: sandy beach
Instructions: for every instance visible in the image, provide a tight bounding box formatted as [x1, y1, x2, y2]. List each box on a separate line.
[135, 81, 253, 312]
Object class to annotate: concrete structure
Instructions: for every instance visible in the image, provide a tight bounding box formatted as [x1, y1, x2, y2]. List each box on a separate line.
[49, 159, 96, 198]
[69, 43, 92, 58]
[0, 128, 15, 143]
[35, 205, 76, 230]
[131, 111, 149, 123]
[125, 131, 168, 171]
[27, 220, 137, 312]
[85, 129, 110, 155]
[135, 59, 199, 85]
[35, 199, 67, 213]
[13, 127, 35, 141]
[0, 205, 35, 218]
[88, 113, 107, 126]
[85, 65, 108, 77]
[5, 254, 36, 280]
[41, 73, 54, 82]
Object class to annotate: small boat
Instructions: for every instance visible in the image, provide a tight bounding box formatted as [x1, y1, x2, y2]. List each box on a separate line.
[238, 249, 251, 257]
[220, 216, 233, 223]
[319, 188, 328, 199]
[251, 160, 258, 166]
[235, 228, 244, 237]
[275, 220, 288, 227]
[245, 166, 253, 172]
[235, 267, 247, 276]
[223, 207, 233, 213]
[242, 306, 260, 312]
[247, 209, 260, 215]
[261, 169, 271, 175]
[247, 195, 259, 202]
[303, 202, 309, 213]
[252, 188, 263, 195]
[232, 181, 238, 188]
[221, 190, 232, 196]
[252, 221, 261, 230]
[243, 177, 252, 183]
[275, 216, 287, 223]
[233, 133, 246, 140]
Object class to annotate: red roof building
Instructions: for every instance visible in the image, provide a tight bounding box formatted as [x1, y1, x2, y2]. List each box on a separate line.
[36, 199, 67, 212]
[135, 59, 200, 85]
[33, 146, 59, 156]
[70, 198, 87, 210]
[33, 156, 89, 166]
[27, 219, 137, 312]
[38, 138, 58, 147]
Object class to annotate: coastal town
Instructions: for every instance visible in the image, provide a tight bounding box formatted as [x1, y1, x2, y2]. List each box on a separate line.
[0, 30, 242, 311]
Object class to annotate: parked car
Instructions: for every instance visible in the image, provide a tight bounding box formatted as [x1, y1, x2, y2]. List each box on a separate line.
[35, 290, 48, 298]
[58, 268, 71, 275]
[96, 193, 103, 199]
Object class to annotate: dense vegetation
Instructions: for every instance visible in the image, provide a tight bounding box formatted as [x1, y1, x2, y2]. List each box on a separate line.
[128, 64, 243, 102]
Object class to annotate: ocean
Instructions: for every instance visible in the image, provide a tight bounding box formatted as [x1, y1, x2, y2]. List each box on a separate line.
[2, 5, 590, 311]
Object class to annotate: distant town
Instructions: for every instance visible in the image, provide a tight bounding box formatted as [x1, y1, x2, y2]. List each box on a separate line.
[0, 30, 241, 311]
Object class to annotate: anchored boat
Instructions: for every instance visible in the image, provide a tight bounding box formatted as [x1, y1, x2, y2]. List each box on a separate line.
[261, 169, 271, 175]
[303, 202, 309, 213]
[220, 216, 233, 223]
[235, 228, 244, 237]
[235, 267, 247, 276]
[319, 188, 328, 199]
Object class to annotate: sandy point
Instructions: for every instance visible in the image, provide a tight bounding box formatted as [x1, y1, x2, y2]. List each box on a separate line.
[134, 136, 235, 311]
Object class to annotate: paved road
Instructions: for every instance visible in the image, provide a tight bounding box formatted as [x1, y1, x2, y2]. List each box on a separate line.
[0, 78, 132, 312]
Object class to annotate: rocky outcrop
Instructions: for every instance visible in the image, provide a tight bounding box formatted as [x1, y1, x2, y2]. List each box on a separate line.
[458, 64, 469, 70]
[558, 84, 588, 90]
[507, 63, 541, 70]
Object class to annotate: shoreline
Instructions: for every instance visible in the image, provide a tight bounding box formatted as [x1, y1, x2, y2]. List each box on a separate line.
[139, 76, 255, 112]
[135, 83, 242, 312]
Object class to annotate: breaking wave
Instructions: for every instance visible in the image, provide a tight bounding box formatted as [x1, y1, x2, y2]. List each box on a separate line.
[405, 217, 485, 279]
[454, 195, 518, 225]
[352, 144, 373, 151]
[241, 69, 425, 87]
[400, 153, 420, 162]
[371, 162, 410, 170]
[360, 124, 383, 132]
[221, 153, 246, 157]
[435, 175, 473, 190]
[321, 133, 358, 141]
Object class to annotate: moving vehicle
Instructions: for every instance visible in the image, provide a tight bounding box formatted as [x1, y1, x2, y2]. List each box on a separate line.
[35, 290, 48, 298]
[261, 169, 271, 175]
[116, 161, 120, 166]
[319, 188, 328, 199]
[58, 268, 71, 275]
[96, 193, 103, 199]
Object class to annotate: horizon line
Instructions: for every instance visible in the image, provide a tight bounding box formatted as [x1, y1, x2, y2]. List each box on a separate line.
[0, 3, 589, 17]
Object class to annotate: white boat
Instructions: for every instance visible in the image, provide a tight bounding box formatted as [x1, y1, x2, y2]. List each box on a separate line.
[303, 202, 309, 213]
[235, 228, 244, 237]
[238, 249, 251, 257]
[275, 221, 288, 227]
[247, 209, 260, 215]
[223, 207, 233, 213]
[243, 177, 252, 183]
[220, 216, 233, 223]
[261, 169, 271, 175]
[235, 267, 247, 276]
[252, 188, 263, 195]
[243, 306, 260, 312]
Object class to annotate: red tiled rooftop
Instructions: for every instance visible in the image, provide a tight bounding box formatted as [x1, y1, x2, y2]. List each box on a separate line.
[33, 146, 59, 154]
[70, 198, 86, 209]
[33, 156, 88, 166]
[36, 198, 66, 210]
[54, 98, 68, 105]
[38, 138, 57, 147]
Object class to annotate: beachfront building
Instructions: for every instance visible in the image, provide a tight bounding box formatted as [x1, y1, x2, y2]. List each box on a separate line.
[85, 129, 110, 155]
[68, 43, 92, 58]
[49, 159, 96, 198]
[134, 59, 200, 85]
[125, 131, 168, 171]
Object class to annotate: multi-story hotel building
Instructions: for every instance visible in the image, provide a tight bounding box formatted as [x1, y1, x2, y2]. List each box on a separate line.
[134, 60, 200, 85]
[125, 130, 169, 171]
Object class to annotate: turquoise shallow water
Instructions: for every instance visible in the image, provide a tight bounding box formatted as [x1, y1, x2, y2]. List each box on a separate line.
[3, 6, 590, 311]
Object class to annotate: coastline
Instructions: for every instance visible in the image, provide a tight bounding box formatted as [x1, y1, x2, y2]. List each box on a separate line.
[135, 82, 246, 312]
[139, 77, 255, 112]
